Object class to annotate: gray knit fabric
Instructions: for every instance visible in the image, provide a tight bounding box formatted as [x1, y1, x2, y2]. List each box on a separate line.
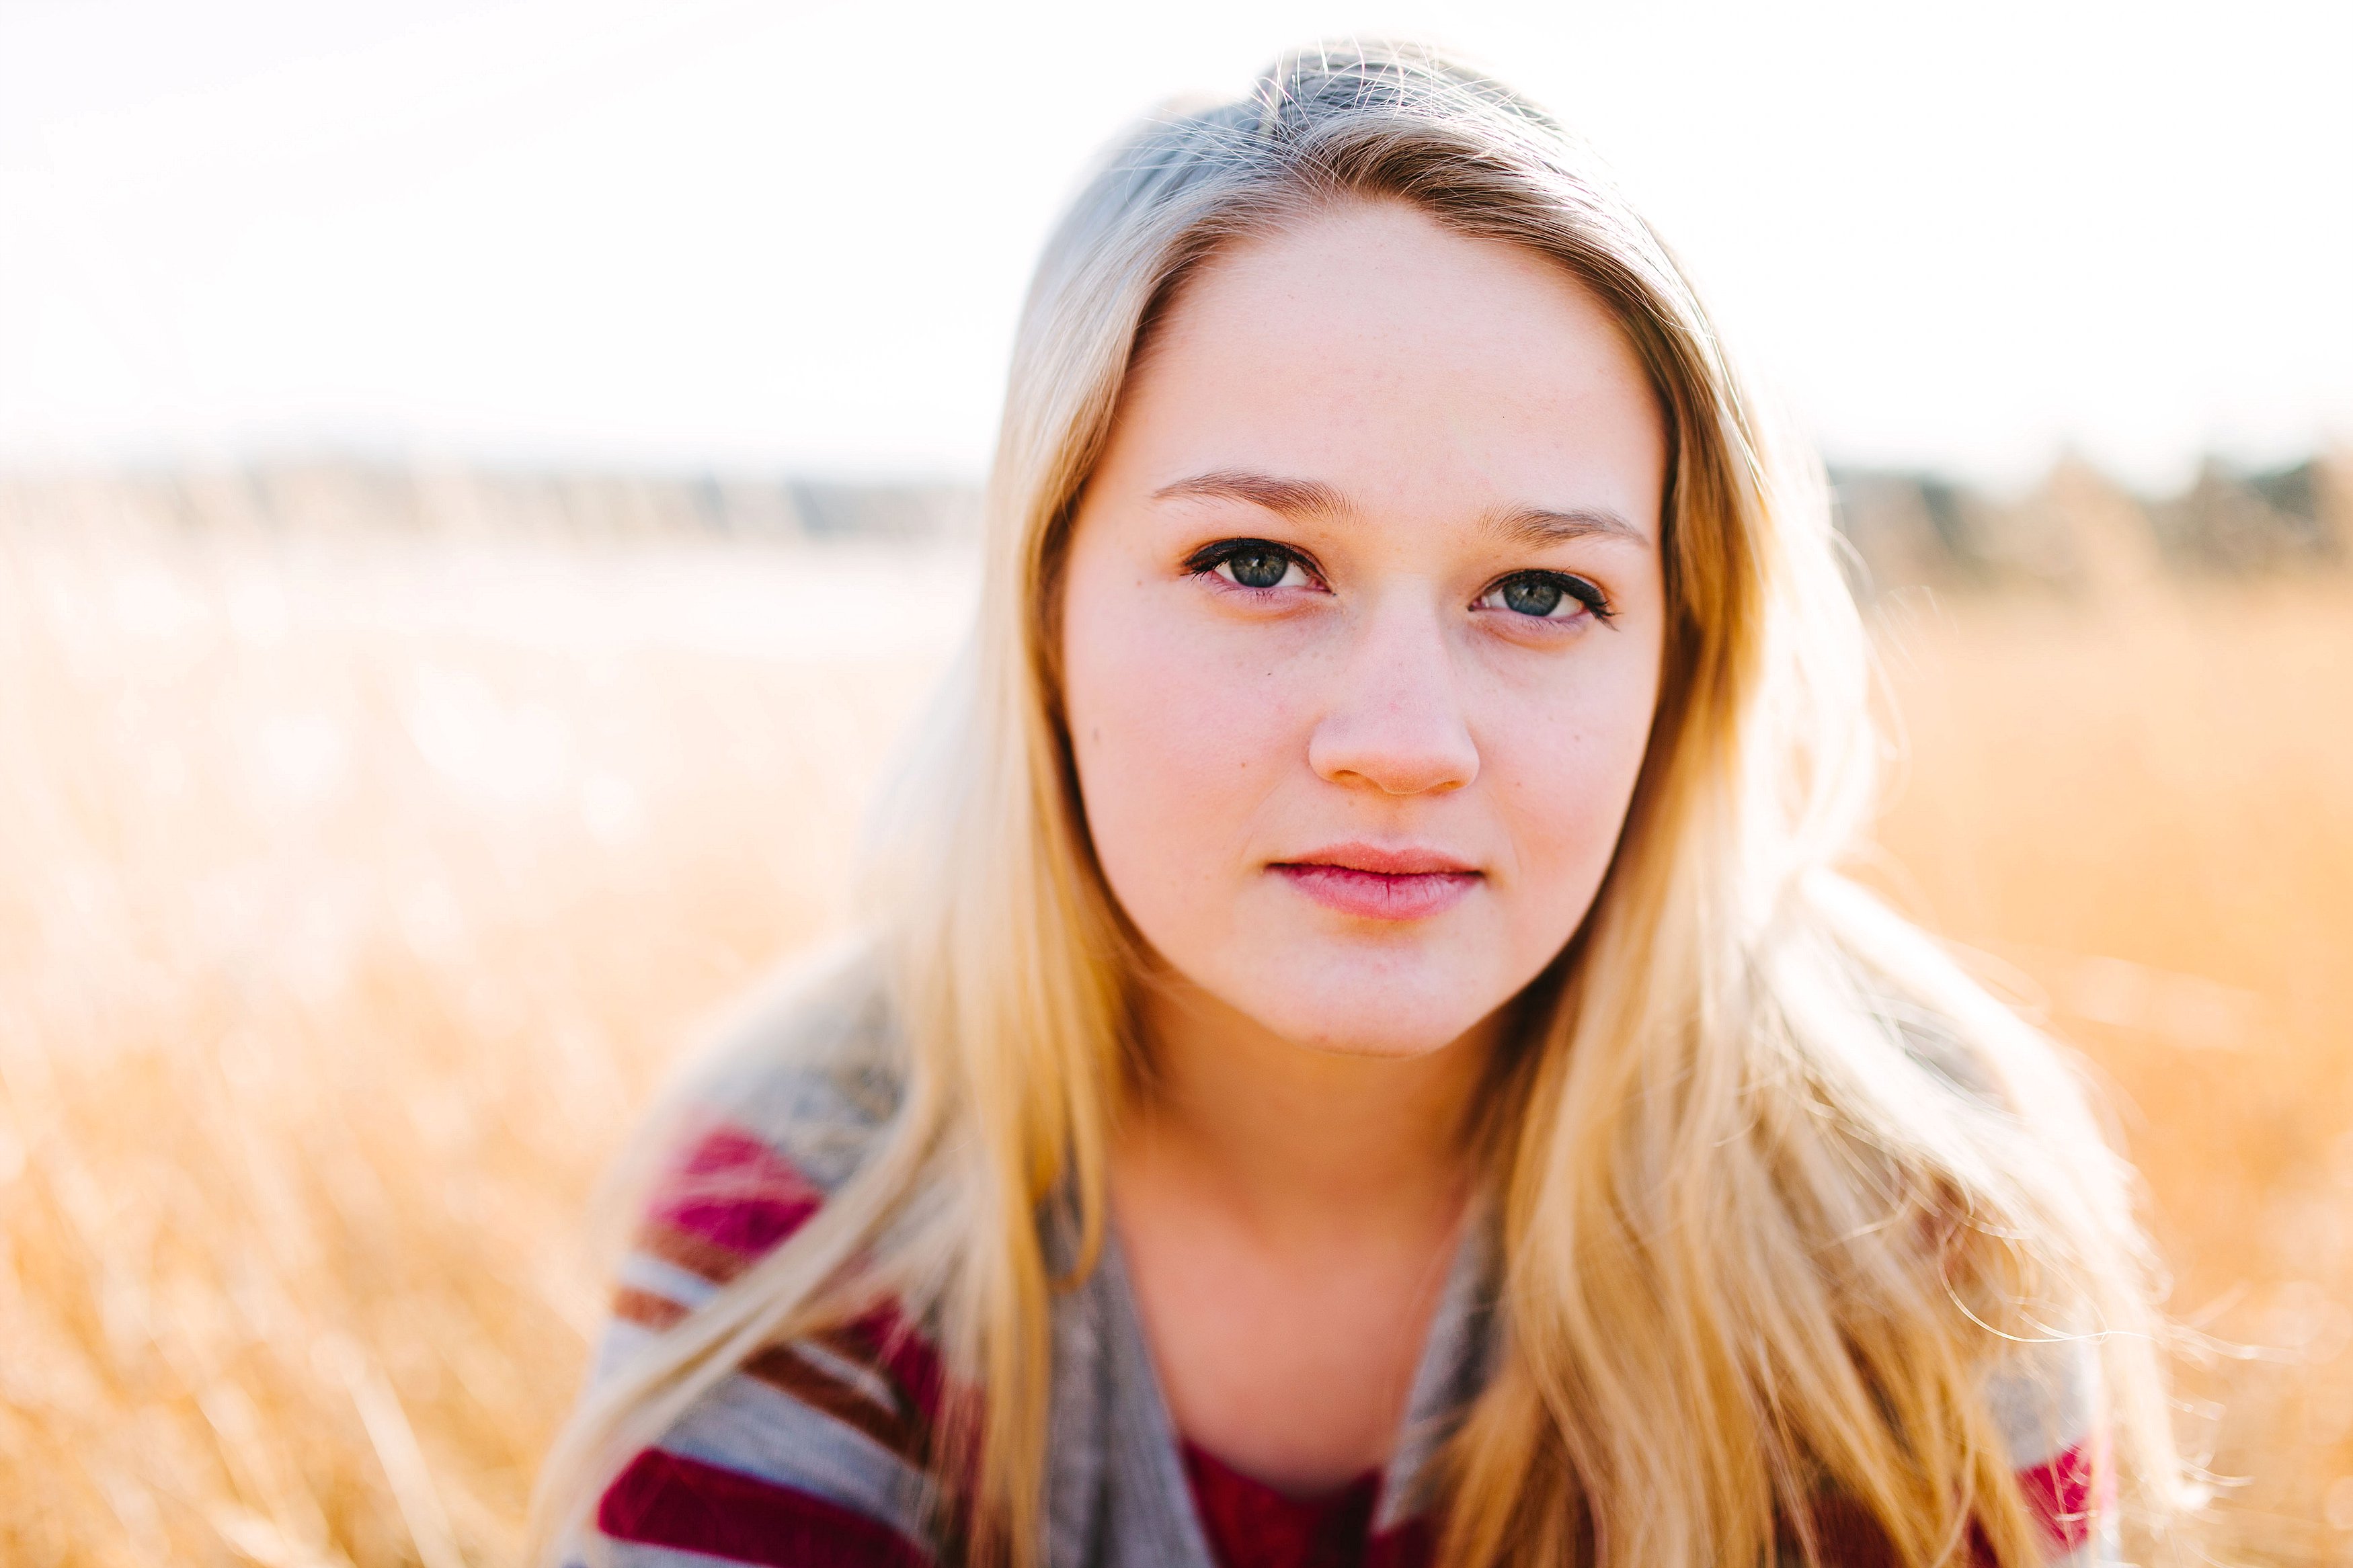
[1041, 1215, 1496, 1568]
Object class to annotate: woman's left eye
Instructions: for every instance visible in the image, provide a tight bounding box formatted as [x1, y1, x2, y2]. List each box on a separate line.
[1216, 550, 1302, 589]
[1477, 571, 1611, 622]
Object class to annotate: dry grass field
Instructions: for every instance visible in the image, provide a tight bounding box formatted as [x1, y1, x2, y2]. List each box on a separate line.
[1, 477, 2347, 1566]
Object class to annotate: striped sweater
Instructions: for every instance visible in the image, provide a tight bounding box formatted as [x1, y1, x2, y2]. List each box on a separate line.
[567, 1030, 2114, 1568]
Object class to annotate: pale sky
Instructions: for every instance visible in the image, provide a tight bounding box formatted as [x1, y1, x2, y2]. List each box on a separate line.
[3, 0, 2346, 489]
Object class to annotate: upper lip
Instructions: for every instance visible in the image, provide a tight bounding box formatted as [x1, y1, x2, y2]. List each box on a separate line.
[1275, 841, 1481, 876]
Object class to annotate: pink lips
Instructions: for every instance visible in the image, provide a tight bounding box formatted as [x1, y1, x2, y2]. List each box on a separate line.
[1269, 842, 1481, 921]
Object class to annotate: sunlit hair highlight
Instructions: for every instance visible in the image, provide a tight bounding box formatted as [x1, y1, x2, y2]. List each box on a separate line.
[534, 41, 2184, 1568]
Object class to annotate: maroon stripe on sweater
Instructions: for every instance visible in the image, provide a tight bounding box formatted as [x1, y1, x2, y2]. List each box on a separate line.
[1182, 1441, 1382, 1568]
[838, 1303, 950, 1428]
[1365, 1518, 1435, 1568]
[599, 1448, 930, 1567]
[2017, 1443, 2098, 1551]
[633, 1220, 782, 1287]
[647, 1123, 827, 1257]
[1179, 1441, 1439, 1568]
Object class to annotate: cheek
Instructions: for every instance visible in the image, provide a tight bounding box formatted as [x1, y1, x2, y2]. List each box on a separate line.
[1061, 575, 1300, 946]
[1484, 646, 1661, 944]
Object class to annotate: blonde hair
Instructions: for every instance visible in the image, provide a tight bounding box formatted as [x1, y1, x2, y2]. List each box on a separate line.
[535, 42, 2183, 1567]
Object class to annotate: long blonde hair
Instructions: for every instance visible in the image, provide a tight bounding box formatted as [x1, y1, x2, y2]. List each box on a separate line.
[536, 42, 2183, 1567]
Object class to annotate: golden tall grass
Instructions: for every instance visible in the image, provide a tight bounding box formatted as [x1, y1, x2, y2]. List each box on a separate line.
[1, 477, 2346, 1565]
[1863, 575, 2353, 1563]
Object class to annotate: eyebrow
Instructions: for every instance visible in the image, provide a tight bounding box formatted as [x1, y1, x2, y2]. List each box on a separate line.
[1482, 503, 1648, 547]
[1152, 468, 1648, 547]
[1151, 469, 1349, 520]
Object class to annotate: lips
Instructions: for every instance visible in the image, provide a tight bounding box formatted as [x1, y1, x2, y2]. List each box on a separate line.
[1269, 842, 1481, 921]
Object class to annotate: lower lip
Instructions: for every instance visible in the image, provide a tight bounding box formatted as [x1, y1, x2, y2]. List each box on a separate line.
[1271, 864, 1480, 921]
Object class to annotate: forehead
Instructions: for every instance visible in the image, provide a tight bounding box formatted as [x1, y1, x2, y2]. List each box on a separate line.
[1111, 199, 1667, 538]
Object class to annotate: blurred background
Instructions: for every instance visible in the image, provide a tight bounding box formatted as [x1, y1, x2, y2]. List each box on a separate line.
[2, 1, 2348, 1563]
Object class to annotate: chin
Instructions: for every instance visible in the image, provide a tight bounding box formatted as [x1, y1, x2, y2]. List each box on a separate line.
[1250, 980, 1494, 1059]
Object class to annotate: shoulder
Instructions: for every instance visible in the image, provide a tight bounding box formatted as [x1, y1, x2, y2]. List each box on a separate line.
[1983, 1336, 2112, 1566]
[605, 956, 906, 1324]
[1794, 1337, 2112, 1567]
[684, 948, 910, 1192]
[577, 955, 947, 1568]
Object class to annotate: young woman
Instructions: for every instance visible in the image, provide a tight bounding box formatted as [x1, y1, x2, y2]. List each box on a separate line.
[535, 44, 2184, 1568]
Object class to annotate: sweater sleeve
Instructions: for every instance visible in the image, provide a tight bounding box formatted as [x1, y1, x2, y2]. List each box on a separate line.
[1984, 1336, 2114, 1566]
[566, 1116, 947, 1568]
[1789, 1335, 2116, 1567]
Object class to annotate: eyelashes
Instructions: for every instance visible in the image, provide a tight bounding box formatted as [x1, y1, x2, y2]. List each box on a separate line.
[1183, 538, 1616, 624]
[1184, 538, 1314, 591]
[1477, 570, 1616, 623]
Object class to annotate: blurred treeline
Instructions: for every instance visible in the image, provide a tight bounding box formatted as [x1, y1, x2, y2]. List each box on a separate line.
[1833, 450, 2352, 597]
[10, 450, 2346, 596]
[0, 467, 980, 546]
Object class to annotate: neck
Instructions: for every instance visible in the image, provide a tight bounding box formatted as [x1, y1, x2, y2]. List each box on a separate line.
[1115, 971, 1498, 1243]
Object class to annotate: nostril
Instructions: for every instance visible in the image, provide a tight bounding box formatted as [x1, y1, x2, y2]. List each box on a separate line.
[1306, 711, 1480, 796]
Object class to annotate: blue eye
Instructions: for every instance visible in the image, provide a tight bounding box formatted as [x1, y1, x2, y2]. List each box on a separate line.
[1479, 572, 1611, 622]
[1503, 577, 1564, 616]
[1186, 538, 1315, 592]
[1224, 549, 1291, 589]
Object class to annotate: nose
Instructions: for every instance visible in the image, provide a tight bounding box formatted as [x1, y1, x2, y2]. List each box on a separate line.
[1306, 595, 1480, 796]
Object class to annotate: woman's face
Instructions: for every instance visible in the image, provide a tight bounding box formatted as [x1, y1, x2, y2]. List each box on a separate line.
[1060, 200, 1668, 1059]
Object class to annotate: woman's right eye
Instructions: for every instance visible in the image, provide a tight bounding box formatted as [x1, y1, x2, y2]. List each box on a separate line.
[1187, 540, 1314, 591]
